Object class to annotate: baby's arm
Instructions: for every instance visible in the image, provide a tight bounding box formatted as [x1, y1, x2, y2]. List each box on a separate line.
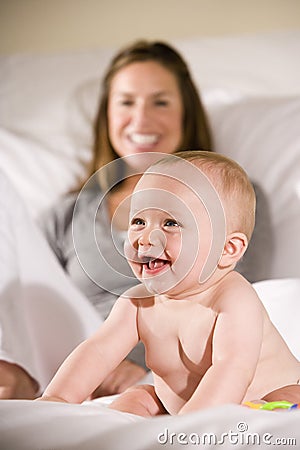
[179, 282, 263, 414]
[39, 295, 139, 404]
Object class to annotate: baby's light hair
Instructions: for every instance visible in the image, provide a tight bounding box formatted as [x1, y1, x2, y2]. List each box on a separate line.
[155, 150, 256, 241]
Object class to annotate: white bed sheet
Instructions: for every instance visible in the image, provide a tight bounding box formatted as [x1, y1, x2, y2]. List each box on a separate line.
[1, 399, 299, 449]
[0, 277, 299, 449]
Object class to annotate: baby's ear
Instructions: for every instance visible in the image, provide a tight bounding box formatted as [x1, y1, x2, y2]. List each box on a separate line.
[218, 232, 248, 268]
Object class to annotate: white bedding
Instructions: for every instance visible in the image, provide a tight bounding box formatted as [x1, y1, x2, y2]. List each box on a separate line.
[0, 277, 299, 449]
[0, 31, 300, 449]
[1, 400, 300, 450]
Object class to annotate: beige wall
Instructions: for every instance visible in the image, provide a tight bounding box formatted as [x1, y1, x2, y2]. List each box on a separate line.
[0, 0, 300, 54]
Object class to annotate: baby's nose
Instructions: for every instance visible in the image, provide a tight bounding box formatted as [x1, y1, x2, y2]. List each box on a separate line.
[138, 229, 166, 259]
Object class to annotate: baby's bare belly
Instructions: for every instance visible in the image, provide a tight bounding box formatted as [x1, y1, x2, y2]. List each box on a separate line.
[143, 327, 213, 414]
[153, 371, 201, 415]
[147, 350, 210, 414]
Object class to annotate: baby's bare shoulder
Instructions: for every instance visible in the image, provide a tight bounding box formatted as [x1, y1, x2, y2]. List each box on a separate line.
[215, 271, 261, 310]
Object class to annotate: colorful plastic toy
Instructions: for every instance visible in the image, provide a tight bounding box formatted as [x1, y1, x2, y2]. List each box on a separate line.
[243, 400, 300, 411]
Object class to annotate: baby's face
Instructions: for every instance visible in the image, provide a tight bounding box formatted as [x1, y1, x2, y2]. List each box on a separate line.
[124, 173, 214, 296]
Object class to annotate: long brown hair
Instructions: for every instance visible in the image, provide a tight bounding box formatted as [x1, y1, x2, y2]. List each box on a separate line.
[88, 40, 212, 180]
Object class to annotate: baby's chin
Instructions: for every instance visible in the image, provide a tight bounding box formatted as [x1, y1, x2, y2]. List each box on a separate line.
[140, 271, 181, 296]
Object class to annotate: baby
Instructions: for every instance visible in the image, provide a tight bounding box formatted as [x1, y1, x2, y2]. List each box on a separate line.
[38, 151, 300, 415]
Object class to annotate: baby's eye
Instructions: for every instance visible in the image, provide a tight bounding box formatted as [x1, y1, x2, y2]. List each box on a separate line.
[131, 218, 145, 226]
[164, 219, 180, 227]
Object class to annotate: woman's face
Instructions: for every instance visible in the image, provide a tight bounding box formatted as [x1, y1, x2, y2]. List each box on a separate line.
[107, 61, 183, 158]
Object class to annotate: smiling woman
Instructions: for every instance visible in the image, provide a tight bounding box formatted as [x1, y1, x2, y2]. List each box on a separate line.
[107, 61, 184, 157]
[91, 40, 211, 172]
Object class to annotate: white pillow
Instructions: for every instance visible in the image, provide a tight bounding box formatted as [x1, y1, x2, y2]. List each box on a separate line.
[208, 97, 300, 279]
[174, 30, 300, 105]
[0, 50, 112, 217]
[253, 278, 300, 360]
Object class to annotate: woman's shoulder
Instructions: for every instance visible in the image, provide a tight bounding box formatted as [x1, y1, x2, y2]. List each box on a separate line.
[39, 182, 103, 233]
[56, 182, 103, 215]
[70, 181, 103, 209]
[250, 181, 270, 212]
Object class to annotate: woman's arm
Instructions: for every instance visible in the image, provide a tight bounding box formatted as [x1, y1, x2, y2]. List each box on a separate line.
[38, 194, 77, 268]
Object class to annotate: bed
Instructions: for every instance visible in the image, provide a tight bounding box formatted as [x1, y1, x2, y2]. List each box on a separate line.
[0, 30, 300, 449]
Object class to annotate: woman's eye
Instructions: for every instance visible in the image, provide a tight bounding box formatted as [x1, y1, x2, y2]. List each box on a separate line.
[120, 100, 134, 106]
[155, 99, 168, 107]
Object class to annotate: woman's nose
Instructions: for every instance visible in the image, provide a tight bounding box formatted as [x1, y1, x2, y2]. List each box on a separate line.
[132, 103, 151, 127]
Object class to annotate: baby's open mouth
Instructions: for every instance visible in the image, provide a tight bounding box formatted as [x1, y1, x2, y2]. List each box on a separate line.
[142, 257, 170, 274]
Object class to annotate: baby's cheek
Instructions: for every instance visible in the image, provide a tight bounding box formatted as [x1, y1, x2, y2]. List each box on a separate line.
[124, 237, 136, 262]
[123, 238, 141, 275]
[172, 233, 189, 265]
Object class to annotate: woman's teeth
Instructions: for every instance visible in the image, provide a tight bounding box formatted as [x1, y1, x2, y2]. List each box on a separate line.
[130, 133, 158, 145]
